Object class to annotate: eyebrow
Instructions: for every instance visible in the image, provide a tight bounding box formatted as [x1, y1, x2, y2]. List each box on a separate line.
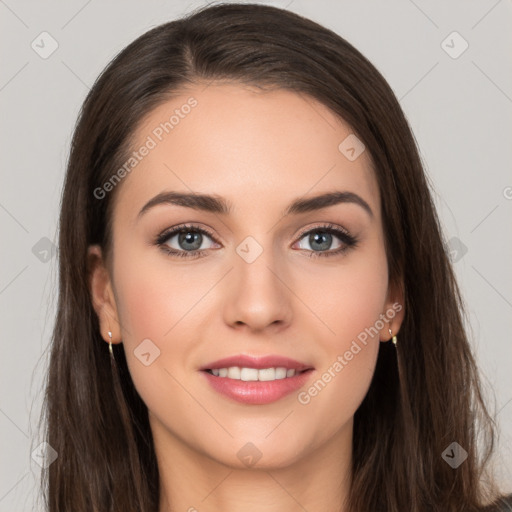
[137, 190, 373, 219]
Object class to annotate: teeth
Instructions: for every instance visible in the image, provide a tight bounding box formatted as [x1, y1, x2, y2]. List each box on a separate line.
[275, 367, 287, 379]
[208, 366, 299, 381]
[258, 368, 276, 381]
[228, 367, 241, 379]
[240, 368, 259, 381]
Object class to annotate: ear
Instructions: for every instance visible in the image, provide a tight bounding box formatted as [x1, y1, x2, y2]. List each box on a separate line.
[379, 277, 405, 342]
[87, 244, 122, 346]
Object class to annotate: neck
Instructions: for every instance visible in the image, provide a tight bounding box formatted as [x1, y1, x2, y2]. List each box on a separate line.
[153, 415, 353, 512]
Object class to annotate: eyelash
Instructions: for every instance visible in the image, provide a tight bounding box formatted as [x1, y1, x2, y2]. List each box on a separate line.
[155, 223, 358, 260]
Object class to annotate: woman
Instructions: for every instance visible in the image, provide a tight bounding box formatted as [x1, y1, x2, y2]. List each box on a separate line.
[39, 3, 510, 511]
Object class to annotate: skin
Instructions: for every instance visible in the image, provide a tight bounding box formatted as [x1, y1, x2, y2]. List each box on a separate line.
[88, 83, 404, 512]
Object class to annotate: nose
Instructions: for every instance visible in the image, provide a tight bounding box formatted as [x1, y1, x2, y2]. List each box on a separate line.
[223, 240, 293, 333]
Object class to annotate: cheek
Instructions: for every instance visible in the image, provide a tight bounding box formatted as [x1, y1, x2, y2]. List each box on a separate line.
[110, 245, 221, 413]
[112, 245, 208, 341]
[293, 243, 388, 427]
[301, 239, 389, 349]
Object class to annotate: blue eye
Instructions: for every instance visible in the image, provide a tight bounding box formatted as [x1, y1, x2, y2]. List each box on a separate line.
[156, 224, 218, 259]
[293, 223, 358, 258]
[156, 223, 358, 259]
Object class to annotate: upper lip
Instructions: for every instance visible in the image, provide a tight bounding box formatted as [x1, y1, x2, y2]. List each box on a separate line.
[199, 354, 314, 372]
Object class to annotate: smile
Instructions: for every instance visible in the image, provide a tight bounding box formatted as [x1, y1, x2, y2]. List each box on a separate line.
[200, 356, 315, 404]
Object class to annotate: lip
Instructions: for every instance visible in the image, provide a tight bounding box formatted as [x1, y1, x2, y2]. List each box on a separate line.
[201, 368, 315, 405]
[199, 354, 315, 405]
[199, 354, 313, 372]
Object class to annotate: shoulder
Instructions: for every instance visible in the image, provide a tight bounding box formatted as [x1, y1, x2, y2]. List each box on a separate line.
[480, 494, 512, 512]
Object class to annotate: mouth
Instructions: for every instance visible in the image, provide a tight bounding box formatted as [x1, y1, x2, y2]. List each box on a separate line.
[199, 354, 315, 405]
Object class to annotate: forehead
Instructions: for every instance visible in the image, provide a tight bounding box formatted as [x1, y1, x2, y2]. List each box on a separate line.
[114, 82, 380, 222]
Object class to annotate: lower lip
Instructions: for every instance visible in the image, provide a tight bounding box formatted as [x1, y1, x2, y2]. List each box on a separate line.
[201, 369, 315, 405]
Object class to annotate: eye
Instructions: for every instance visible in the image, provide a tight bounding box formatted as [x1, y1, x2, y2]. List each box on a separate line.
[155, 222, 358, 260]
[293, 223, 358, 258]
[156, 224, 219, 259]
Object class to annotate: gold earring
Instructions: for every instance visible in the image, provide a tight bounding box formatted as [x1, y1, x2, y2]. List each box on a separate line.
[108, 330, 114, 357]
[388, 328, 397, 347]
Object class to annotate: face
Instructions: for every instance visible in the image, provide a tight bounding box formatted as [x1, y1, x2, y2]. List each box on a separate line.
[89, 82, 403, 470]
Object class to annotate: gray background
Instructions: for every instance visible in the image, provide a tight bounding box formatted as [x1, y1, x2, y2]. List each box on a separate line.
[1, 0, 511, 509]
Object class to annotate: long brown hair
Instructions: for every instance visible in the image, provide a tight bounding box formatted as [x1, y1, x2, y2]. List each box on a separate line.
[37, 3, 506, 511]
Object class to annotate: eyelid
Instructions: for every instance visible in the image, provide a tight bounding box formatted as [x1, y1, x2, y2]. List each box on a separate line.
[293, 222, 352, 240]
